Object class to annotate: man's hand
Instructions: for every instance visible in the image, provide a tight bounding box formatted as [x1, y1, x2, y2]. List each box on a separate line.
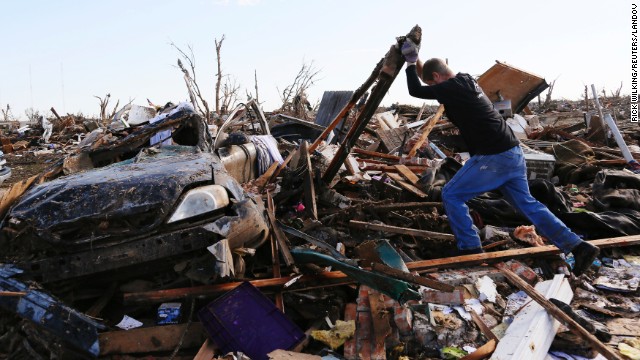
[401, 38, 420, 63]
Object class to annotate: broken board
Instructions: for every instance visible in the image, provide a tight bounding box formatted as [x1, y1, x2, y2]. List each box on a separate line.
[491, 274, 573, 360]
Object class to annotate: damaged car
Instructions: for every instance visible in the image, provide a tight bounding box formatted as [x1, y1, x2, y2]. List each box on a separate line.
[0, 102, 274, 285]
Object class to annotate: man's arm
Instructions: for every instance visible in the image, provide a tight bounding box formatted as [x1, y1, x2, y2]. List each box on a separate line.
[416, 59, 425, 83]
[406, 64, 437, 100]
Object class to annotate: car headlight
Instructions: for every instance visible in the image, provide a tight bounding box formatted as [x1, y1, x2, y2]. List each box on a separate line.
[167, 185, 230, 223]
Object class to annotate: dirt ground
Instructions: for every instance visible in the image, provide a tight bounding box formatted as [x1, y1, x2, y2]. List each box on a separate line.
[1, 152, 65, 189]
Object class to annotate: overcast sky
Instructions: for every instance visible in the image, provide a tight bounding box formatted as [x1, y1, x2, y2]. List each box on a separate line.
[0, 0, 630, 119]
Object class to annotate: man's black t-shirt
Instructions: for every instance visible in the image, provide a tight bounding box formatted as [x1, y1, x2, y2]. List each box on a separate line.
[406, 65, 519, 155]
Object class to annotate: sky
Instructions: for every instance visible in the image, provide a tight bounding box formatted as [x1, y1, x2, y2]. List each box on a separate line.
[0, 0, 631, 120]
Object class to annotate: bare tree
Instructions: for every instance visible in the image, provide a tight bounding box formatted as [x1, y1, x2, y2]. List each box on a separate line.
[254, 69, 260, 104]
[542, 78, 557, 110]
[171, 42, 211, 122]
[94, 93, 120, 123]
[277, 61, 320, 117]
[221, 76, 240, 115]
[584, 85, 589, 111]
[214, 35, 225, 115]
[25, 108, 41, 123]
[1, 105, 15, 122]
[609, 81, 623, 98]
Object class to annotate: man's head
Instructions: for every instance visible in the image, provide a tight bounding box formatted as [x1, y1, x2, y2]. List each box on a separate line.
[422, 58, 455, 85]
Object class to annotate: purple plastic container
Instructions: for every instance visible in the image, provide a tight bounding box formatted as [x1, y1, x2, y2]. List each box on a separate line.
[198, 282, 304, 360]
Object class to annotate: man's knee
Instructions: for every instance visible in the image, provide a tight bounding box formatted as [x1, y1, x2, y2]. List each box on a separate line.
[442, 182, 454, 202]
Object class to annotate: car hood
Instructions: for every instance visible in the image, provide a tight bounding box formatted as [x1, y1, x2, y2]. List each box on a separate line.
[7, 146, 244, 246]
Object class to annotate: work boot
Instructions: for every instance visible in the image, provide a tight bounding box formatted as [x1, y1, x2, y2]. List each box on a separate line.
[571, 241, 600, 276]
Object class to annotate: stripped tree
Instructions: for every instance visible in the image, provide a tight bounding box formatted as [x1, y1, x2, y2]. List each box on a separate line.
[171, 42, 211, 122]
[278, 61, 320, 118]
[94, 93, 119, 124]
[215, 35, 225, 115]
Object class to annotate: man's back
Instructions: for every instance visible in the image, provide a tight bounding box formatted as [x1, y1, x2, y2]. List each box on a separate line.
[406, 67, 519, 155]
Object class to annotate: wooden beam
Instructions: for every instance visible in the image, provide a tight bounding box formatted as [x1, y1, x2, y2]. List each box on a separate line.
[99, 323, 206, 355]
[123, 236, 640, 305]
[276, 114, 327, 131]
[408, 235, 640, 271]
[361, 164, 428, 172]
[470, 311, 499, 343]
[301, 141, 318, 220]
[270, 150, 295, 183]
[370, 201, 443, 212]
[266, 191, 296, 267]
[386, 172, 427, 198]
[406, 104, 445, 158]
[496, 263, 624, 360]
[350, 220, 454, 241]
[255, 161, 279, 191]
[322, 26, 422, 185]
[370, 263, 455, 292]
[394, 164, 420, 185]
[352, 147, 401, 161]
[492, 275, 572, 359]
[270, 231, 284, 312]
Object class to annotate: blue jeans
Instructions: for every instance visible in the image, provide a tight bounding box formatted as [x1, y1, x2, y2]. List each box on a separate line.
[441, 145, 582, 253]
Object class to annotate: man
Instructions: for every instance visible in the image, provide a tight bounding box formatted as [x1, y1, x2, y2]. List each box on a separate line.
[401, 39, 599, 275]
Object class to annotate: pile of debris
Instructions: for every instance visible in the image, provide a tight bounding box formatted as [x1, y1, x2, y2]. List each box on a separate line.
[1, 26, 640, 360]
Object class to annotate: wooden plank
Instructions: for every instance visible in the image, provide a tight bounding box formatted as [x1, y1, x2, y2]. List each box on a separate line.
[471, 311, 499, 343]
[370, 201, 443, 212]
[386, 172, 427, 198]
[370, 263, 455, 292]
[0, 175, 38, 219]
[301, 141, 318, 220]
[416, 102, 427, 122]
[605, 318, 640, 336]
[123, 236, 640, 305]
[361, 165, 428, 172]
[376, 127, 410, 153]
[321, 26, 421, 184]
[267, 191, 296, 267]
[408, 235, 640, 271]
[495, 264, 624, 360]
[491, 274, 572, 360]
[255, 161, 280, 191]
[277, 114, 326, 131]
[352, 148, 401, 161]
[350, 220, 454, 241]
[271, 150, 295, 183]
[406, 104, 445, 158]
[270, 230, 284, 312]
[394, 164, 420, 184]
[99, 323, 206, 355]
